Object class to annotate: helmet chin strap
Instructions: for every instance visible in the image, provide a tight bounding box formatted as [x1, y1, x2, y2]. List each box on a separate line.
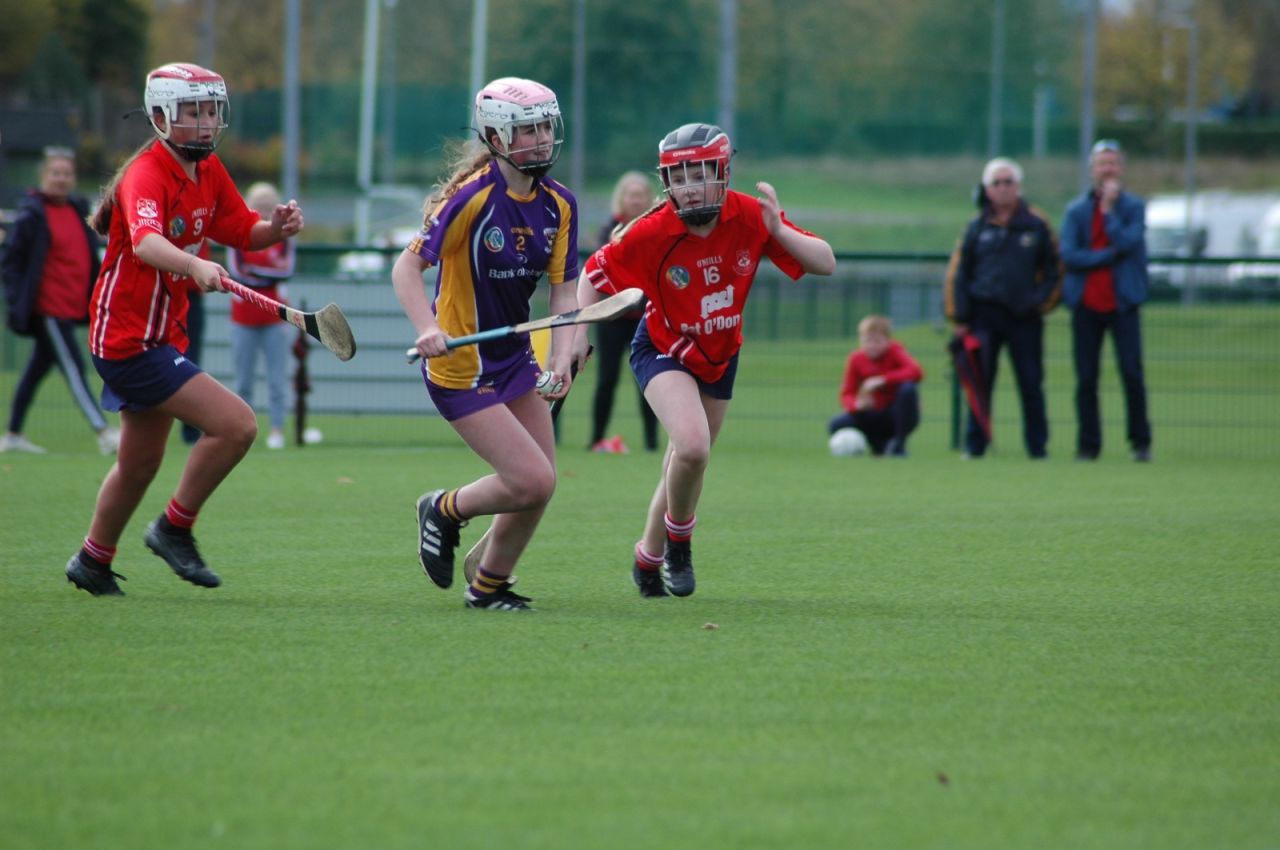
[676, 207, 719, 226]
[165, 139, 217, 163]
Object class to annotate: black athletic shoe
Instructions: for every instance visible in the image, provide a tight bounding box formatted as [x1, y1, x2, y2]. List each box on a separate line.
[632, 565, 669, 598]
[144, 519, 221, 588]
[464, 583, 534, 611]
[65, 553, 126, 596]
[417, 489, 463, 589]
[662, 538, 696, 597]
[1132, 447, 1152, 462]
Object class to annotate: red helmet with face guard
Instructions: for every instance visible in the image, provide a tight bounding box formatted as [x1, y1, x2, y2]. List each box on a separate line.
[657, 123, 733, 226]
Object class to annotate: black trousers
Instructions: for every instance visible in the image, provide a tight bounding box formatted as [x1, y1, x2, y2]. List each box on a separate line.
[967, 301, 1048, 458]
[592, 316, 658, 450]
[827, 382, 921, 454]
[1071, 306, 1151, 454]
[8, 316, 108, 434]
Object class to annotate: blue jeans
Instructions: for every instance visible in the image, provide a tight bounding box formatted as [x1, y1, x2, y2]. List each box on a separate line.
[1071, 306, 1151, 454]
[231, 323, 289, 430]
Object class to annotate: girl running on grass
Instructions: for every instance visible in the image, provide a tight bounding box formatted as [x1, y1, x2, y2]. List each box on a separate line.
[391, 77, 579, 612]
[66, 63, 305, 596]
[574, 123, 836, 598]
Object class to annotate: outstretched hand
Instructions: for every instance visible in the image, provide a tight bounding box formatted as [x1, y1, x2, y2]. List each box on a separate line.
[756, 181, 783, 235]
[271, 200, 304, 239]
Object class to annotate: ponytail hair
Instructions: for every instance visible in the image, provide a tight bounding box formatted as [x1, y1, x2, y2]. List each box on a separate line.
[90, 140, 154, 236]
[422, 137, 493, 224]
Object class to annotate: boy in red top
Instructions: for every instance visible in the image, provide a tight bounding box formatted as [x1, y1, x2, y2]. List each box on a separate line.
[828, 314, 924, 457]
[575, 123, 836, 598]
[66, 63, 305, 597]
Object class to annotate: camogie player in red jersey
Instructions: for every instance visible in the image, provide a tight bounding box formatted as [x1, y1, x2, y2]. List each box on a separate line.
[64, 63, 305, 597]
[575, 123, 836, 598]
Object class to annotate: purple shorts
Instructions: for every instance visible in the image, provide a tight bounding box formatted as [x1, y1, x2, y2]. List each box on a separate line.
[629, 321, 738, 401]
[424, 351, 541, 421]
[93, 345, 203, 412]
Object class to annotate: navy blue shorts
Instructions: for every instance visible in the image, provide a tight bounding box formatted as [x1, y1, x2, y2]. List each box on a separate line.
[93, 346, 203, 412]
[629, 321, 738, 401]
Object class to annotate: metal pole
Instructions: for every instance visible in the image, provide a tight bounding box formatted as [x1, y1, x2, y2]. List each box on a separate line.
[718, 0, 737, 141]
[570, 0, 585, 193]
[469, 0, 489, 114]
[282, 0, 301, 203]
[987, 0, 1005, 158]
[355, 0, 380, 244]
[380, 0, 399, 186]
[200, 0, 215, 68]
[1078, 0, 1098, 193]
[1183, 18, 1199, 304]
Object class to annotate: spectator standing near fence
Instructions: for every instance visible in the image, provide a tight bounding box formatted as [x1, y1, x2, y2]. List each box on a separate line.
[1060, 140, 1152, 462]
[589, 170, 660, 454]
[828, 314, 923, 457]
[228, 182, 295, 450]
[944, 157, 1061, 459]
[1, 147, 119, 455]
[64, 63, 305, 597]
[575, 123, 835, 599]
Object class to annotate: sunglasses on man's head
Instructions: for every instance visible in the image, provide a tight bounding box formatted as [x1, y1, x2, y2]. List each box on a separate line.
[1091, 139, 1122, 155]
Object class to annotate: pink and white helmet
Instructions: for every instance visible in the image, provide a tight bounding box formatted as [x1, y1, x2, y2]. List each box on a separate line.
[473, 77, 563, 177]
[144, 63, 229, 161]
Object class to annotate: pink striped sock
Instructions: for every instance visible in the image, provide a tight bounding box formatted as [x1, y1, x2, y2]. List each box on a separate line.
[664, 513, 696, 542]
[634, 541, 663, 571]
[165, 498, 197, 530]
[82, 537, 117, 565]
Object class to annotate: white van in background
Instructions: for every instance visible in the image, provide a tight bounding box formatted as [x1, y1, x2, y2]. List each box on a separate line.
[1145, 192, 1279, 287]
[1226, 202, 1280, 287]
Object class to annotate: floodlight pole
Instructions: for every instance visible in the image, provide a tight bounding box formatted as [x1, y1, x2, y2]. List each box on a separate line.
[282, 0, 301, 203]
[469, 0, 488, 116]
[1078, 0, 1098, 193]
[718, 0, 737, 142]
[355, 0, 380, 244]
[987, 0, 1006, 158]
[571, 0, 586, 193]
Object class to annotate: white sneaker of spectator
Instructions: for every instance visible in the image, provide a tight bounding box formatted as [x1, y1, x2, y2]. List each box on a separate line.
[1, 433, 47, 454]
[97, 427, 121, 455]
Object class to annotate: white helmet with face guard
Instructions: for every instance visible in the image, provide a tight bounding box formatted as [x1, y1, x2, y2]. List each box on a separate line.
[473, 77, 564, 178]
[144, 63, 229, 162]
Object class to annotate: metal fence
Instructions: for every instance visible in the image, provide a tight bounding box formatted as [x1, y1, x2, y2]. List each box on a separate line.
[3, 249, 1278, 458]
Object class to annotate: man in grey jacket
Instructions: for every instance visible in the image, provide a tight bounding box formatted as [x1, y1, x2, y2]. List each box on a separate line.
[1060, 140, 1153, 462]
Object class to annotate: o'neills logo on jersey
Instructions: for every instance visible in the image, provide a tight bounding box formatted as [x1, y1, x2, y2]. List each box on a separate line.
[168, 216, 186, 238]
[137, 198, 158, 219]
[666, 265, 691, 289]
[734, 250, 755, 276]
[483, 227, 505, 252]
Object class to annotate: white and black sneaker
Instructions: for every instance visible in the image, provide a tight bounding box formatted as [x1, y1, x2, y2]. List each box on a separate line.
[464, 583, 534, 612]
[417, 489, 463, 589]
[662, 538, 696, 597]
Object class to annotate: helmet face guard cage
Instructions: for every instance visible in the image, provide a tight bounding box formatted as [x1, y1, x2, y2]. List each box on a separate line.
[474, 78, 564, 178]
[145, 63, 229, 162]
[658, 124, 733, 226]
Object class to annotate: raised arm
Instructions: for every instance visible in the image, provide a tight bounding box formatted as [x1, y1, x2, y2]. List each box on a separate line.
[757, 182, 836, 276]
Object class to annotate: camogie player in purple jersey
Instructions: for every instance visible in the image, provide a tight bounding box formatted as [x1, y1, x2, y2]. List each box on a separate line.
[391, 77, 580, 612]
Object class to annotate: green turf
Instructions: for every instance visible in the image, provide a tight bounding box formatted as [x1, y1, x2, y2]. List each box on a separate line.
[2, 349, 1277, 848]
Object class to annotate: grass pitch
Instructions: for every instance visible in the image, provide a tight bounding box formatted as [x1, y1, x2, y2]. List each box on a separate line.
[1, 347, 1277, 849]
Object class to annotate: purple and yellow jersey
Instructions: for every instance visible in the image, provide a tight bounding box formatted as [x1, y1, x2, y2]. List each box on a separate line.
[408, 163, 578, 389]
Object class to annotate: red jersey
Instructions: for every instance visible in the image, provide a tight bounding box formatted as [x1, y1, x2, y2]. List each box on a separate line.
[840, 340, 924, 413]
[584, 191, 812, 382]
[90, 141, 258, 359]
[228, 239, 294, 326]
[1083, 200, 1117, 313]
[35, 201, 93, 320]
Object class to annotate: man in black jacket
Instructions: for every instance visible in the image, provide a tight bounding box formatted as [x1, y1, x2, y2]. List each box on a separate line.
[944, 157, 1062, 459]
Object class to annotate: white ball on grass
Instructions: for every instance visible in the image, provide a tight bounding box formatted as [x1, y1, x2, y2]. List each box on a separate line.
[302, 427, 324, 445]
[828, 427, 868, 457]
